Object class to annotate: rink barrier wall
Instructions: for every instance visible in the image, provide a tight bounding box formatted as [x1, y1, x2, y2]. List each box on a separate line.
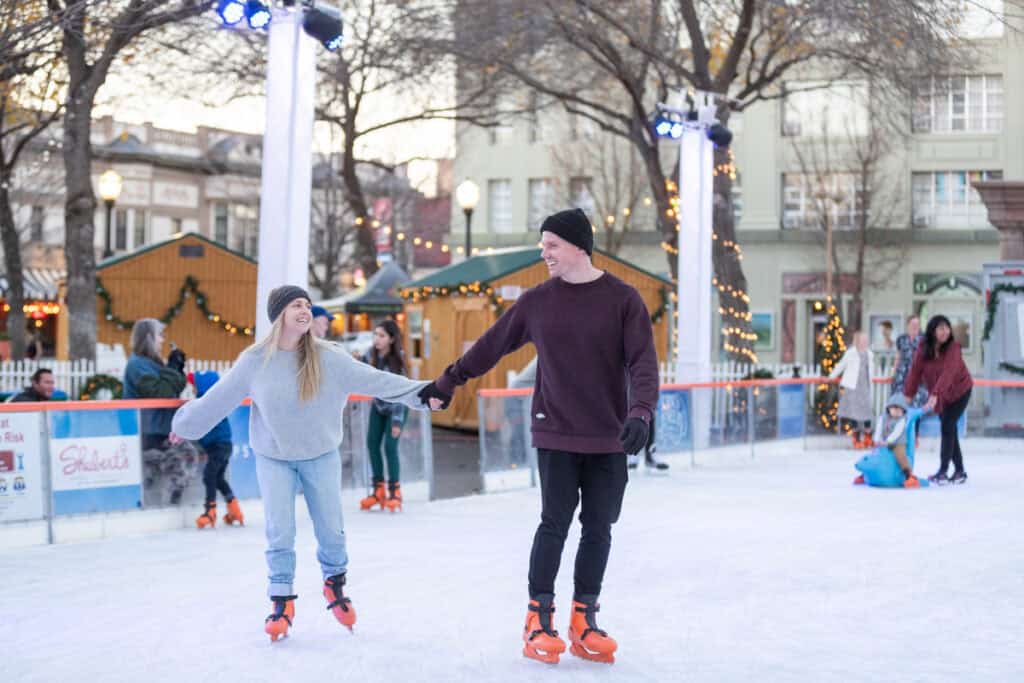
[476, 377, 1024, 486]
[0, 396, 434, 547]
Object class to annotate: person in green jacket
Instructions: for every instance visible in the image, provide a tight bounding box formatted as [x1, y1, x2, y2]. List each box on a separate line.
[358, 319, 408, 512]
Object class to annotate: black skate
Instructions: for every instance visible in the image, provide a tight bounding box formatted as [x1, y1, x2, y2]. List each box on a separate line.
[928, 472, 950, 486]
[644, 446, 669, 472]
[949, 471, 968, 485]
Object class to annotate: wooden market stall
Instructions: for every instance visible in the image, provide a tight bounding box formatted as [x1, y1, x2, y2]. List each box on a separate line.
[318, 260, 410, 337]
[64, 233, 258, 361]
[400, 247, 672, 430]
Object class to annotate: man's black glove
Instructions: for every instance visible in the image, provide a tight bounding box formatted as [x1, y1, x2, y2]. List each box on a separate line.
[619, 417, 649, 455]
[418, 381, 452, 410]
[167, 348, 187, 374]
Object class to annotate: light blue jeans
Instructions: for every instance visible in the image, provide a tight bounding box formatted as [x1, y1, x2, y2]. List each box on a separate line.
[254, 451, 348, 597]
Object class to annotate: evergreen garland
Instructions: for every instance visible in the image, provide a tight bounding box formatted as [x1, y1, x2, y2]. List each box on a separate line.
[96, 275, 254, 337]
[981, 282, 1024, 376]
[78, 374, 123, 400]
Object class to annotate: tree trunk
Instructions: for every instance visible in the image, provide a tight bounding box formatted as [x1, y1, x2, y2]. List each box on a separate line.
[61, 83, 99, 361]
[711, 111, 755, 363]
[0, 177, 27, 360]
[341, 134, 378, 277]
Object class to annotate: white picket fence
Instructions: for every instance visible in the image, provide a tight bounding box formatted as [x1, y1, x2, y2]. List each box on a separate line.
[659, 361, 821, 385]
[0, 359, 234, 399]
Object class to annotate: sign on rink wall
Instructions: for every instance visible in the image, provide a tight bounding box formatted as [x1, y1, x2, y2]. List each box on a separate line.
[49, 409, 142, 515]
[0, 412, 45, 523]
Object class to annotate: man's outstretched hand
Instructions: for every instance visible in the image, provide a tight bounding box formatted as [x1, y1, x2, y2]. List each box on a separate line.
[619, 417, 649, 455]
[418, 382, 452, 411]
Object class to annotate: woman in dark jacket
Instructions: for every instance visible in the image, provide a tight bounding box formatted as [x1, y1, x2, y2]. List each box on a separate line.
[358, 320, 408, 512]
[904, 315, 973, 485]
[123, 318, 198, 504]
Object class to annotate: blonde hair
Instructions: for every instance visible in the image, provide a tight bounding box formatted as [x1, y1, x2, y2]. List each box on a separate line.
[254, 317, 323, 401]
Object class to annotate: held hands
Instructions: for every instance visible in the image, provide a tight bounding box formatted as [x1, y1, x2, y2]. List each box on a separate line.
[168, 432, 184, 445]
[167, 348, 187, 373]
[619, 417, 649, 455]
[418, 382, 452, 411]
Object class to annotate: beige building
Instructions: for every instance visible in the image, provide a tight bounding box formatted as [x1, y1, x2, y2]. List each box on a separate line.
[450, 19, 1023, 373]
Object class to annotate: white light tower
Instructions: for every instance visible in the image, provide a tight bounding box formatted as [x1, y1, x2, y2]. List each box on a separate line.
[254, 7, 317, 339]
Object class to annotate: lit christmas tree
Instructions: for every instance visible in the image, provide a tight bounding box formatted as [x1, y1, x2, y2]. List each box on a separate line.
[815, 297, 847, 430]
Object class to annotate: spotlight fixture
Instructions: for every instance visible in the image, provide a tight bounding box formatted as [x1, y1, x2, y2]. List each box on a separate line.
[245, 0, 271, 29]
[216, 0, 246, 25]
[653, 111, 684, 140]
[707, 122, 733, 148]
[303, 2, 344, 50]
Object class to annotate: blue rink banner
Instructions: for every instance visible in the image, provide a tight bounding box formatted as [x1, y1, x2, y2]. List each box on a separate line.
[226, 405, 260, 499]
[49, 409, 142, 515]
[776, 384, 806, 439]
[655, 389, 692, 453]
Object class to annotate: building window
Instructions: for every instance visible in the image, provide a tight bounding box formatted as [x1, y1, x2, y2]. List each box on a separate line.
[782, 81, 868, 137]
[568, 112, 596, 142]
[214, 203, 229, 245]
[233, 204, 259, 257]
[488, 97, 514, 146]
[171, 217, 183, 235]
[569, 176, 595, 222]
[911, 170, 1002, 228]
[29, 205, 44, 242]
[913, 75, 1003, 133]
[528, 92, 543, 144]
[782, 173, 862, 230]
[115, 208, 128, 250]
[488, 179, 513, 233]
[132, 210, 147, 248]
[527, 178, 555, 229]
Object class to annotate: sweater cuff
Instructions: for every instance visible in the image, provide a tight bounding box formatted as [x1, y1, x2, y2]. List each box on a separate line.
[435, 374, 456, 397]
[628, 406, 652, 422]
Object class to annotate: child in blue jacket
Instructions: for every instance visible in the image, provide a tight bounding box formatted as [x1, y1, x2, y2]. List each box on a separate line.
[192, 371, 244, 528]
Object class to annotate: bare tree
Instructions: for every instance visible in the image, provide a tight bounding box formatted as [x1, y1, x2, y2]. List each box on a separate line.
[0, 1, 66, 359]
[790, 95, 907, 332]
[424, 0, 972, 361]
[44, 0, 215, 361]
[550, 131, 647, 256]
[309, 153, 359, 300]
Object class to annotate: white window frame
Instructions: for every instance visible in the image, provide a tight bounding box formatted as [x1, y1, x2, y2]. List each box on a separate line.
[527, 178, 555, 229]
[912, 75, 1003, 134]
[488, 179, 514, 233]
[911, 169, 1003, 228]
[781, 173, 862, 230]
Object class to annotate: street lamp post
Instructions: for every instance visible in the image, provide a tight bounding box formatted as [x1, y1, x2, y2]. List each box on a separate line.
[98, 169, 123, 258]
[456, 179, 479, 260]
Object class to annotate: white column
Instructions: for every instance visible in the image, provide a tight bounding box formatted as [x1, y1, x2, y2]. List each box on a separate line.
[676, 121, 715, 447]
[255, 8, 317, 339]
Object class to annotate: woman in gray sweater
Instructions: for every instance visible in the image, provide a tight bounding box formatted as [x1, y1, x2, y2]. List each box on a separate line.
[170, 286, 428, 642]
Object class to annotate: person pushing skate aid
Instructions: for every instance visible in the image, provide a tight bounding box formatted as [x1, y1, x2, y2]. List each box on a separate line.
[418, 208, 659, 665]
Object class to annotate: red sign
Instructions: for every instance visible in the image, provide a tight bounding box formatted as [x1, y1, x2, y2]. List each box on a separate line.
[0, 451, 12, 472]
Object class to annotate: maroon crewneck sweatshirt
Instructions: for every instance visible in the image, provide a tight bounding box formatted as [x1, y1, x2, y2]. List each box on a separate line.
[435, 272, 659, 453]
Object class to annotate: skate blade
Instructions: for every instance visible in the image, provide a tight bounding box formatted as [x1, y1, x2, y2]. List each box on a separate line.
[523, 645, 560, 664]
[267, 630, 289, 643]
[570, 643, 615, 664]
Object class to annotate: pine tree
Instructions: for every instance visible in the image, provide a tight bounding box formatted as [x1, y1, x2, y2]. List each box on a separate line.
[815, 298, 847, 430]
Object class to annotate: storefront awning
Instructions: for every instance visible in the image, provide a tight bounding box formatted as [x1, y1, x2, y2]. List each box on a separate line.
[0, 268, 64, 301]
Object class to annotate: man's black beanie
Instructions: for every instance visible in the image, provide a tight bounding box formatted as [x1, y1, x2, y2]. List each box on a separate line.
[540, 208, 593, 256]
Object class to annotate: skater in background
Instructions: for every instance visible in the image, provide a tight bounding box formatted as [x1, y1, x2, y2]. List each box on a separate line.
[190, 370, 244, 529]
[829, 330, 874, 448]
[418, 208, 658, 665]
[859, 394, 919, 488]
[904, 315, 973, 485]
[171, 286, 429, 641]
[123, 319, 198, 505]
[310, 305, 334, 339]
[359, 320, 408, 512]
[891, 315, 928, 406]
[10, 368, 56, 402]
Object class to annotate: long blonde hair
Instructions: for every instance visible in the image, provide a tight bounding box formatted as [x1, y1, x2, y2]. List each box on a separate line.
[255, 317, 323, 401]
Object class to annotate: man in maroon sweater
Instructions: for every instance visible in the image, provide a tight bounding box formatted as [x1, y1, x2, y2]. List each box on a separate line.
[419, 208, 658, 665]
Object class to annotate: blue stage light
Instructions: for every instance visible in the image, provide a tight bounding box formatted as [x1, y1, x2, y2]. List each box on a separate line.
[245, 0, 271, 30]
[303, 4, 344, 51]
[216, 0, 246, 26]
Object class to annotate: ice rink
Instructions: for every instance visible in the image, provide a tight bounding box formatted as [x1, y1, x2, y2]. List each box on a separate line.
[6, 442, 1023, 682]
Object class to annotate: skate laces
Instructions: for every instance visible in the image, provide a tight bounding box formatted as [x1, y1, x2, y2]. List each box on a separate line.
[527, 602, 559, 639]
[324, 577, 351, 613]
[575, 603, 607, 639]
[266, 595, 296, 625]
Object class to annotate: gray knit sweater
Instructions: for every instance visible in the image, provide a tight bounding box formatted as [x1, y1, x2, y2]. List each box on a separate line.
[171, 341, 428, 461]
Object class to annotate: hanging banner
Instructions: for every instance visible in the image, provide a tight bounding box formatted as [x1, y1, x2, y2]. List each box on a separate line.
[0, 413, 45, 523]
[656, 389, 692, 453]
[49, 409, 142, 515]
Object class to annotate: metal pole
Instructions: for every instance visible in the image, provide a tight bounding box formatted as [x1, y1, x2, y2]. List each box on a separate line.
[103, 199, 114, 258]
[477, 394, 489, 494]
[420, 408, 435, 501]
[748, 386, 756, 460]
[464, 208, 473, 259]
[40, 411, 54, 545]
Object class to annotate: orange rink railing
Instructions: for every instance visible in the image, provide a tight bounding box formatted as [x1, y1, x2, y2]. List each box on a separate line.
[0, 395, 376, 413]
[479, 376, 1024, 398]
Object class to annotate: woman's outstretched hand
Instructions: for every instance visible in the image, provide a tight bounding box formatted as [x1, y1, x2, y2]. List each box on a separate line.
[418, 382, 452, 411]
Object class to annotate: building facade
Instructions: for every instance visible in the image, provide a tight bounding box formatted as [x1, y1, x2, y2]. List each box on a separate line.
[450, 21, 1023, 373]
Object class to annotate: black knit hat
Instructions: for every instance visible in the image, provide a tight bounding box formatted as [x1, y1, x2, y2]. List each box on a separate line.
[540, 208, 593, 256]
[267, 285, 312, 323]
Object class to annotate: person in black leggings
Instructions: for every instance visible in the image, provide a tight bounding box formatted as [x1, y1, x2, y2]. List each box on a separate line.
[903, 315, 974, 485]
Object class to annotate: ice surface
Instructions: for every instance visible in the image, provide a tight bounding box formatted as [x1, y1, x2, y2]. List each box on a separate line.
[6, 443, 1023, 682]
